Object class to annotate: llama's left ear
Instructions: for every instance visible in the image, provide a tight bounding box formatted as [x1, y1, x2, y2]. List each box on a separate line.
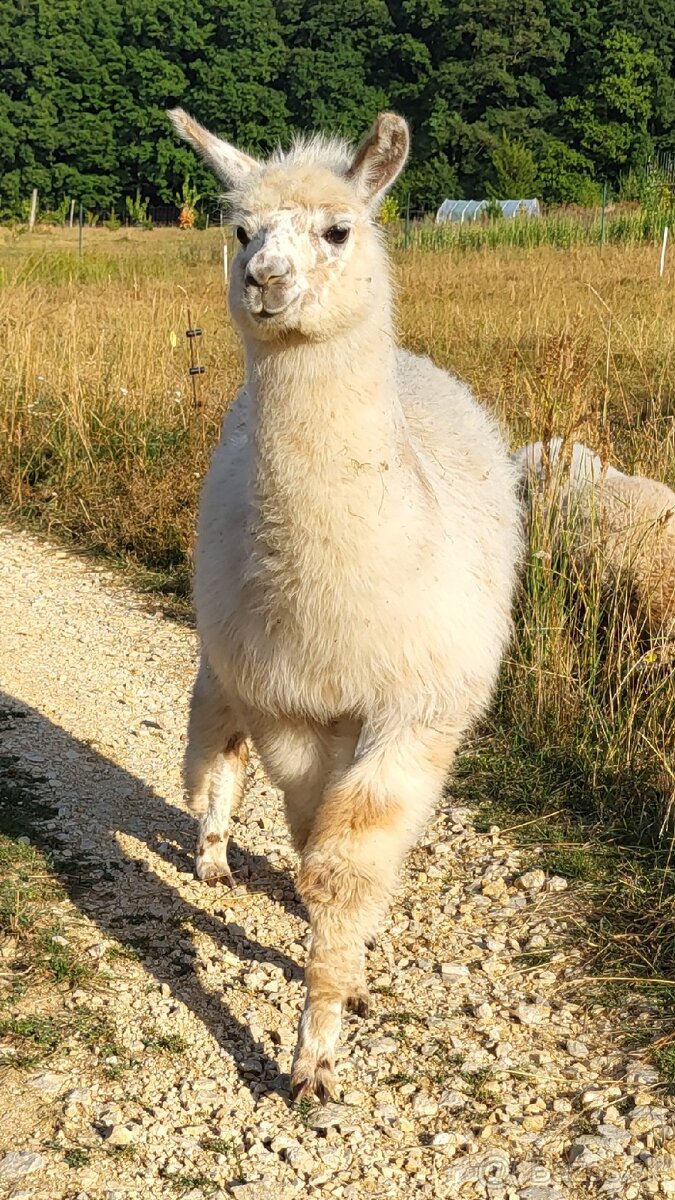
[345, 113, 409, 208]
[167, 108, 260, 189]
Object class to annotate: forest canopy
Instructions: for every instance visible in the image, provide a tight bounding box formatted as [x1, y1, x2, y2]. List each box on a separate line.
[1, 0, 674, 217]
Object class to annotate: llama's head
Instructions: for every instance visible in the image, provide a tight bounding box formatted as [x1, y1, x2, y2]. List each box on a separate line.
[168, 109, 409, 342]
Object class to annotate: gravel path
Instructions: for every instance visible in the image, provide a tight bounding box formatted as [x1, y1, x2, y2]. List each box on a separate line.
[0, 524, 673, 1200]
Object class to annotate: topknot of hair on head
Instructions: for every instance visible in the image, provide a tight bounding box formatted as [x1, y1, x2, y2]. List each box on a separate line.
[269, 133, 353, 176]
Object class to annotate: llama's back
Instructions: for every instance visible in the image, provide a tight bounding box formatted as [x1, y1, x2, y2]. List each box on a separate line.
[587, 472, 675, 636]
[511, 438, 622, 491]
[513, 438, 675, 638]
[395, 347, 521, 686]
[396, 348, 520, 576]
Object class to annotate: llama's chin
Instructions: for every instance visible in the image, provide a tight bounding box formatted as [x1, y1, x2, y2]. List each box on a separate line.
[234, 296, 339, 343]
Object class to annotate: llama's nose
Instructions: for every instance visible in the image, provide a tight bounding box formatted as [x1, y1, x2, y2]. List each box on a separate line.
[245, 253, 291, 290]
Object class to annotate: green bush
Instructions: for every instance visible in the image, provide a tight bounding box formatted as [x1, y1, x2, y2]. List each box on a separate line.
[536, 140, 602, 205]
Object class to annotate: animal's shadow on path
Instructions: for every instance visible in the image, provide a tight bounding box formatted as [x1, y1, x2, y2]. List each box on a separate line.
[0, 692, 306, 1101]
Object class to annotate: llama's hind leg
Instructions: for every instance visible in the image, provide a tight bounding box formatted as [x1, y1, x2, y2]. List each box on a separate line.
[184, 658, 247, 885]
[291, 724, 458, 1102]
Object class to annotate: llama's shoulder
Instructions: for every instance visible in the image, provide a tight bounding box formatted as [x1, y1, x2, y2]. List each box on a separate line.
[395, 348, 510, 483]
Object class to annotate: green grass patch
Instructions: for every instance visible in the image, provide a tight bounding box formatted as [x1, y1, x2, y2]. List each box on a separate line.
[160, 1168, 219, 1195]
[143, 1032, 188, 1055]
[65, 1148, 91, 1169]
[0, 1014, 62, 1067]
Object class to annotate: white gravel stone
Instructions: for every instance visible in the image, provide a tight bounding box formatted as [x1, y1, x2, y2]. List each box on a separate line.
[0, 1152, 46, 1181]
[516, 1002, 550, 1026]
[565, 1039, 589, 1058]
[105, 1122, 141, 1147]
[545, 876, 568, 892]
[516, 870, 546, 893]
[27, 1072, 67, 1095]
[625, 1062, 659, 1085]
[411, 1093, 438, 1118]
[440, 961, 470, 979]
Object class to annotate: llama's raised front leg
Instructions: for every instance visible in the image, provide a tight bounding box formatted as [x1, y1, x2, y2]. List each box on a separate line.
[184, 658, 247, 885]
[291, 725, 458, 1102]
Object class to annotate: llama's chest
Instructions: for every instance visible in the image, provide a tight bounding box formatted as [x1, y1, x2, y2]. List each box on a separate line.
[203, 543, 388, 721]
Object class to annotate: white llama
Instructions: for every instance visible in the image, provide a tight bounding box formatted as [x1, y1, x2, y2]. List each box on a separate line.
[514, 437, 675, 640]
[169, 108, 521, 1101]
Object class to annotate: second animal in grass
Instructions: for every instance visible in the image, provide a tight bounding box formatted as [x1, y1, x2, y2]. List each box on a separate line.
[513, 437, 675, 640]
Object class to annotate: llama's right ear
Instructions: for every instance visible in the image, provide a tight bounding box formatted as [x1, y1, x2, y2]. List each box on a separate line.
[167, 109, 260, 189]
[345, 113, 410, 208]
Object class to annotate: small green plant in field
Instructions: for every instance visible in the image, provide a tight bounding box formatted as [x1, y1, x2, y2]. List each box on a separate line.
[378, 194, 400, 225]
[382, 1010, 421, 1043]
[125, 188, 152, 229]
[200, 1137, 245, 1181]
[106, 1145, 138, 1160]
[65, 1148, 91, 1168]
[654, 1046, 675, 1087]
[160, 1167, 219, 1194]
[461, 1066, 494, 1103]
[144, 1032, 188, 1054]
[296, 1095, 314, 1126]
[0, 1014, 63, 1067]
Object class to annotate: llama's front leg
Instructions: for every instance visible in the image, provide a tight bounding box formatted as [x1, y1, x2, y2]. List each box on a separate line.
[184, 658, 247, 885]
[291, 725, 457, 1102]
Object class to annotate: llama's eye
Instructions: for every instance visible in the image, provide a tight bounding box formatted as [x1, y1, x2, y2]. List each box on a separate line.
[323, 224, 350, 246]
[236, 226, 250, 247]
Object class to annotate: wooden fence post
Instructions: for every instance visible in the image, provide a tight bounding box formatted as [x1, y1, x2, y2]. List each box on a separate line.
[28, 188, 38, 231]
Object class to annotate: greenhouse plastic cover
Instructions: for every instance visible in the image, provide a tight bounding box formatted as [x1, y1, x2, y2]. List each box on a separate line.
[435, 198, 541, 223]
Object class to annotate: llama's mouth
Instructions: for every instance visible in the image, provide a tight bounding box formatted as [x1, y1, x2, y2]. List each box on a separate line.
[246, 285, 302, 324]
[250, 298, 298, 323]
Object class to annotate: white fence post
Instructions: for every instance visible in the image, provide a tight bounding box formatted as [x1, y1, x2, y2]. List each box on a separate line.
[660, 226, 669, 278]
[28, 188, 38, 231]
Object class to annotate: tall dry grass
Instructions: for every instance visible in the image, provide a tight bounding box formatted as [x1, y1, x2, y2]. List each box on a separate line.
[2, 225, 675, 1002]
[0, 227, 243, 590]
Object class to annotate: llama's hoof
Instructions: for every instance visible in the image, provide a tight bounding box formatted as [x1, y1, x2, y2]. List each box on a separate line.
[195, 842, 235, 887]
[345, 988, 370, 1019]
[198, 865, 236, 888]
[290, 1055, 336, 1105]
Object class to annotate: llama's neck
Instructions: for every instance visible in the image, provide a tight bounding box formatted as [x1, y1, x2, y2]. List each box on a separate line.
[245, 305, 405, 538]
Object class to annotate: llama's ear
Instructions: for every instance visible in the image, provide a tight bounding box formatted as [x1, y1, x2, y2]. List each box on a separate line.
[167, 108, 260, 189]
[345, 113, 409, 208]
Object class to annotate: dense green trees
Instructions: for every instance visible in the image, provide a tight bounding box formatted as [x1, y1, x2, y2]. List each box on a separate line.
[0, 0, 673, 217]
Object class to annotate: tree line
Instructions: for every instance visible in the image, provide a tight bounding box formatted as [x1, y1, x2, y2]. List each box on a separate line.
[1, 0, 674, 218]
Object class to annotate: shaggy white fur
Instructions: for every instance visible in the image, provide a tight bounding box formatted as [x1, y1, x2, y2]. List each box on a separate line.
[169, 108, 521, 1101]
[513, 437, 675, 640]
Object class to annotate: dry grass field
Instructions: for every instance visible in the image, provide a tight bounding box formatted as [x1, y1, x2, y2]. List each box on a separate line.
[2, 222, 675, 1050]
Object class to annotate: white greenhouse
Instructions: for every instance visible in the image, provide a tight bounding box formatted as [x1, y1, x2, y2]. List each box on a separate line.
[435, 198, 541, 223]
